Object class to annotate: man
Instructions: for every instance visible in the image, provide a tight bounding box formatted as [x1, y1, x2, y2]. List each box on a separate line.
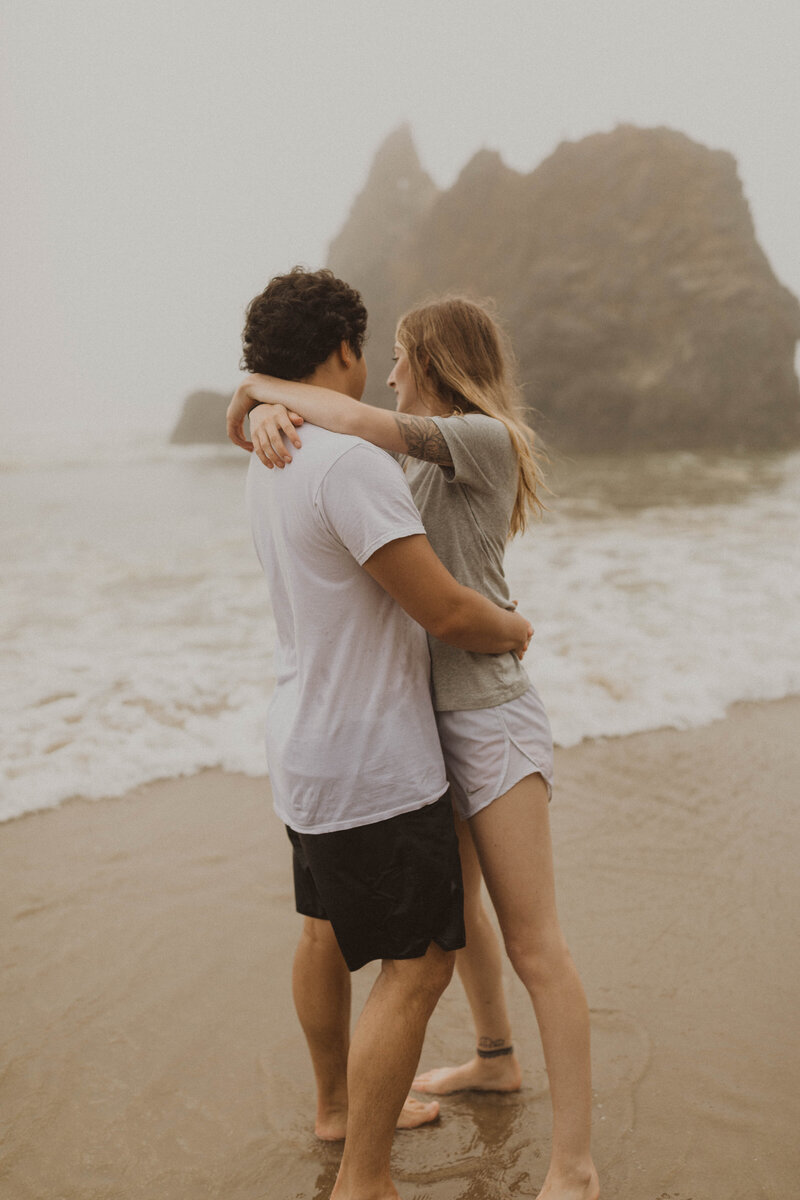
[239, 267, 530, 1200]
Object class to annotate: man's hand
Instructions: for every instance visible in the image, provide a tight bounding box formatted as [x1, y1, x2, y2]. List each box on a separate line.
[249, 404, 304, 468]
[516, 619, 533, 660]
[510, 599, 533, 660]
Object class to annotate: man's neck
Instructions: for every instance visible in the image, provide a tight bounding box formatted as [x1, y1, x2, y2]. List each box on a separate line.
[303, 363, 350, 396]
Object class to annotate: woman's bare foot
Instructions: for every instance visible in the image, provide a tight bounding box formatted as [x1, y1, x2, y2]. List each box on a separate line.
[395, 1096, 440, 1130]
[412, 1052, 522, 1095]
[536, 1162, 600, 1200]
[315, 1096, 440, 1141]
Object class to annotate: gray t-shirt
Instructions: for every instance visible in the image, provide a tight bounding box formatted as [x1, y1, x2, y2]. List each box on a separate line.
[401, 413, 530, 712]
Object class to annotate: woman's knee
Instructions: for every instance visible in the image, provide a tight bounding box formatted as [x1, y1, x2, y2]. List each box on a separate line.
[504, 930, 572, 992]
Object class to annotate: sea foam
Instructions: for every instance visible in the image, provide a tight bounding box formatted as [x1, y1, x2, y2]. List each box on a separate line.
[1, 448, 798, 821]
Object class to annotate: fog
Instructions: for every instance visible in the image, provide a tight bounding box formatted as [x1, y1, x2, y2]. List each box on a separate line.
[2, 0, 798, 451]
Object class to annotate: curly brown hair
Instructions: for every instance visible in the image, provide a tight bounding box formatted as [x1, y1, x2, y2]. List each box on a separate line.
[241, 267, 368, 380]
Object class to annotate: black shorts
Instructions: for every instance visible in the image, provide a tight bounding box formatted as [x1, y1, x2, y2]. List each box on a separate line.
[286, 794, 465, 972]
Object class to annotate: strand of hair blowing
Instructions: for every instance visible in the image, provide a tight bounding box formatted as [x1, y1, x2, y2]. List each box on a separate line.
[396, 297, 545, 537]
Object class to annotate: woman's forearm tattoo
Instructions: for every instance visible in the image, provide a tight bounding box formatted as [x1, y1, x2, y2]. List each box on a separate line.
[392, 415, 453, 466]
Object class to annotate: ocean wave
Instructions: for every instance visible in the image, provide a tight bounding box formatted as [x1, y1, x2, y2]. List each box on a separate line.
[1, 450, 799, 821]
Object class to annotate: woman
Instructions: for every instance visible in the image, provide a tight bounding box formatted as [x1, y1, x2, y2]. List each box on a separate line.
[227, 296, 599, 1200]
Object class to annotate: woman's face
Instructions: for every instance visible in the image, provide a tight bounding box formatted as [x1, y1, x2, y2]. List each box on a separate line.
[387, 344, 422, 414]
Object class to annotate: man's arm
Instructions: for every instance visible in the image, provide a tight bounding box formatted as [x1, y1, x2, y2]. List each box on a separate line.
[362, 534, 531, 657]
[227, 375, 452, 468]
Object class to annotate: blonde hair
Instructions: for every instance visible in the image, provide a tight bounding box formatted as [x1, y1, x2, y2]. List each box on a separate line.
[395, 295, 544, 537]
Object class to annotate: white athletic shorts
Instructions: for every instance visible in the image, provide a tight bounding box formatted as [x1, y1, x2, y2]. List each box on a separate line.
[436, 685, 554, 821]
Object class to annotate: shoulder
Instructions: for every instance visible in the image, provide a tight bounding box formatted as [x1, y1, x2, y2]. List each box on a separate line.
[315, 431, 409, 502]
[318, 429, 404, 475]
[297, 425, 398, 476]
[425, 412, 516, 494]
[312, 432, 424, 560]
[433, 412, 511, 449]
[299, 422, 361, 463]
[432, 412, 515, 467]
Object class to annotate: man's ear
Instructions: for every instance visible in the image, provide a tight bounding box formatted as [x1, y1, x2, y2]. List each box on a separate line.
[339, 340, 354, 368]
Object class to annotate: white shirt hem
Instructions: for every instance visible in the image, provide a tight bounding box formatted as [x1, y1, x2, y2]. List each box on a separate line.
[275, 782, 450, 835]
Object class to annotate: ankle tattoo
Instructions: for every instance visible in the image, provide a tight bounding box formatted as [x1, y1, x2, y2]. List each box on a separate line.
[476, 1041, 514, 1059]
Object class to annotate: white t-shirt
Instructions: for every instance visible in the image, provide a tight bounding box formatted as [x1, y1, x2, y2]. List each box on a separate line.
[247, 424, 448, 834]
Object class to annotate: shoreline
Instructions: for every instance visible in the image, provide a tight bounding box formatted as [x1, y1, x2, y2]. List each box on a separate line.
[5, 691, 799, 829]
[2, 697, 799, 1199]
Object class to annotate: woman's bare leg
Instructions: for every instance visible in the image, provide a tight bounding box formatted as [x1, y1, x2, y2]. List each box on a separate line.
[470, 774, 598, 1200]
[413, 812, 522, 1094]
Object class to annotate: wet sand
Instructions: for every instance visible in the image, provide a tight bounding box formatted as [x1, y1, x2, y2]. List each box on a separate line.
[1, 698, 799, 1200]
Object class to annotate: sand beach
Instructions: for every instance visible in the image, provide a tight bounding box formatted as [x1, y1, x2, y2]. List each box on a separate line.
[4, 5, 800, 1198]
[2, 697, 798, 1200]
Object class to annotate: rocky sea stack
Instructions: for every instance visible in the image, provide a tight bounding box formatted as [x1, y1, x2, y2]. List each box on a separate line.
[170, 390, 229, 444]
[328, 124, 800, 451]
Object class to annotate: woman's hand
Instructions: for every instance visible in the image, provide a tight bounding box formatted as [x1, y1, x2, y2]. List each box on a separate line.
[227, 380, 257, 450]
[226, 375, 289, 450]
[249, 404, 304, 469]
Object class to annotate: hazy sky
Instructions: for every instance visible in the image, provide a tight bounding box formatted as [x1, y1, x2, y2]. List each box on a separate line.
[2, 0, 799, 449]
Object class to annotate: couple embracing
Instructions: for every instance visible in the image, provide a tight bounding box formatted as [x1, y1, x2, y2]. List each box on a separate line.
[227, 267, 598, 1200]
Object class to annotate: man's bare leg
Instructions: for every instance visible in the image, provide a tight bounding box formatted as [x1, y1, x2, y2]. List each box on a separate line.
[292, 917, 352, 1139]
[292, 916, 440, 1139]
[413, 814, 522, 1095]
[331, 943, 455, 1200]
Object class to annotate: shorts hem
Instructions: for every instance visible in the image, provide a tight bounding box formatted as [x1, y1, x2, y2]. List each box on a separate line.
[294, 899, 328, 922]
[456, 761, 552, 821]
[503, 724, 554, 802]
[344, 931, 467, 973]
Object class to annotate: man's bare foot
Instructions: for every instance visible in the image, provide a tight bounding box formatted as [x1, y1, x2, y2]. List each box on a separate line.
[412, 1052, 522, 1095]
[315, 1096, 439, 1141]
[315, 1101, 349, 1142]
[535, 1162, 600, 1200]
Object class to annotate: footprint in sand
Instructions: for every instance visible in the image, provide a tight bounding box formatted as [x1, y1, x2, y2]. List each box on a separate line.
[588, 1006, 652, 1150]
[589, 1007, 651, 1095]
